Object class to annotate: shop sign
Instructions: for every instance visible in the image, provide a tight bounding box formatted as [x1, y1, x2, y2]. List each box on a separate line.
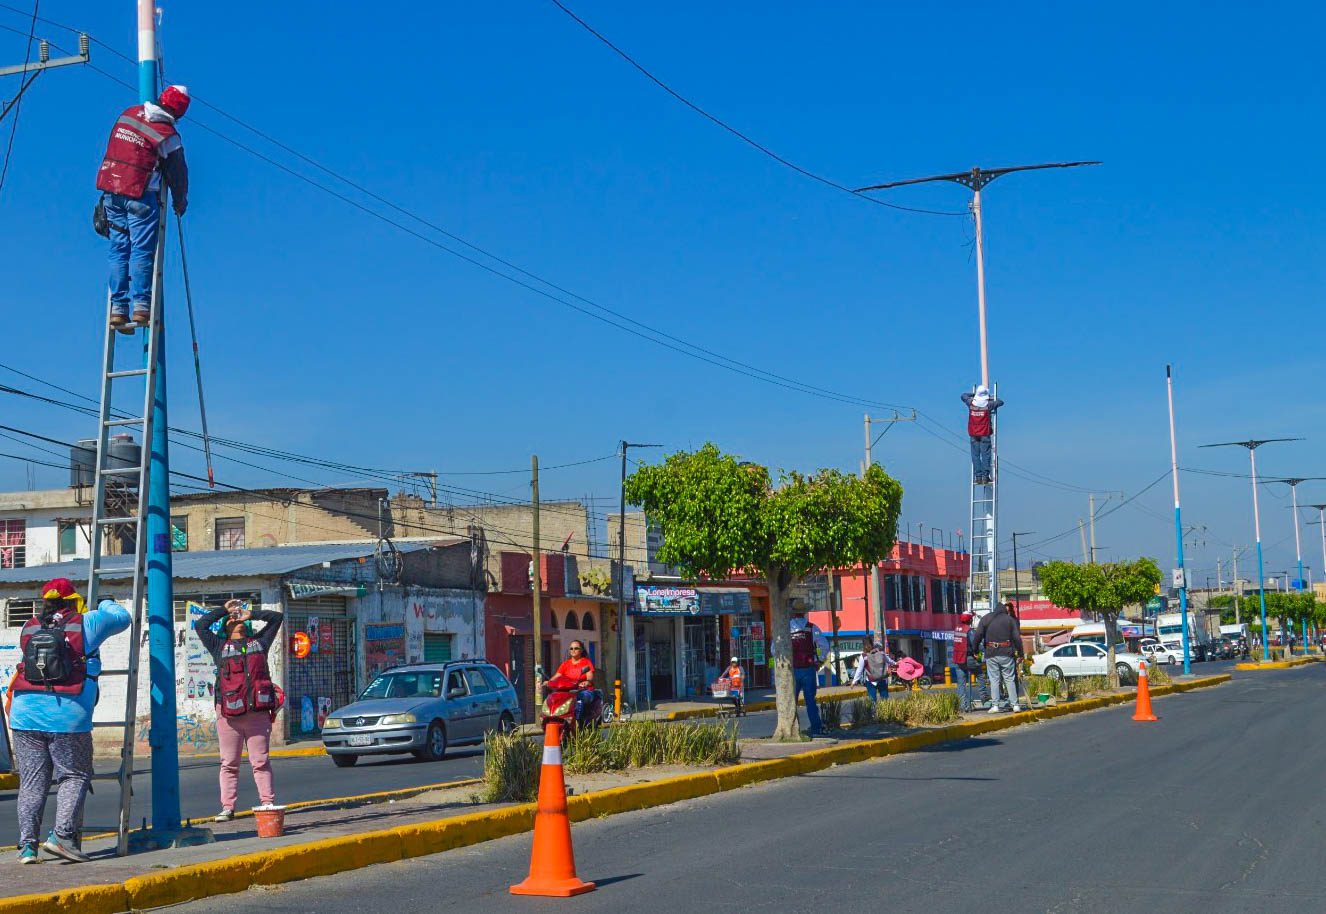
[926, 630, 956, 641]
[632, 585, 751, 616]
[286, 581, 367, 599]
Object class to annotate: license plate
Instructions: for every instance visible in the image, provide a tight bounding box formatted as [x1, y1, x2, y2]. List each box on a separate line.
[347, 734, 374, 747]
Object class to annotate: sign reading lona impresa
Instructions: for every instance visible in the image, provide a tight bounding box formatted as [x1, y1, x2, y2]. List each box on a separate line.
[633, 585, 751, 617]
[285, 581, 367, 600]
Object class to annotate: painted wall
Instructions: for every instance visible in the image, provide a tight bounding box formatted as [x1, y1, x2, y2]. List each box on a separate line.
[353, 586, 482, 688]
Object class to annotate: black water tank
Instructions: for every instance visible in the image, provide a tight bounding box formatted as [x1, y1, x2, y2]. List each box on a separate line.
[107, 435, 141, 478]
[70, 439, 97, 487]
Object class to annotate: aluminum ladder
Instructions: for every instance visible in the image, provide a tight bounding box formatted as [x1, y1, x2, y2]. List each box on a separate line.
[967, 388, 999, 619]
[84, 200, 168, 857]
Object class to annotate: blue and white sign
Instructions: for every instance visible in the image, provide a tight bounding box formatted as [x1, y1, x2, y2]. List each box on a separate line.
[633, 586, 751, 617]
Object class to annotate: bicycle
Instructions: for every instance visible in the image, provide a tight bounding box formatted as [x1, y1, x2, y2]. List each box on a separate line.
[600, 701, 635, 724]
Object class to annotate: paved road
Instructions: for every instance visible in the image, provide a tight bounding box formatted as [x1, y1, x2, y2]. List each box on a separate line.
[0, 706, 792, 845]
[170, 665, 1326, 914]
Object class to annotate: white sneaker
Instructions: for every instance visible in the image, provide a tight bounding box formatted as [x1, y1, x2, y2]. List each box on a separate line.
[1011, 705, 1022, 712]
[987, 706, 1001, 714]
[213, 809, 235, 822]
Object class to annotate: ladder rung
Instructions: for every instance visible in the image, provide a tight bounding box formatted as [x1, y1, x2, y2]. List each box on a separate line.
[93, 566, 134, 577]
[91, 772, 123, 781]
[103, 417, 144, 428]
[108, 368, 149, 379]
[92, 720, 127, 729]
[100, 466, 141, 477]
[97, 668, 130, 676]
[97, 516, 138, 526]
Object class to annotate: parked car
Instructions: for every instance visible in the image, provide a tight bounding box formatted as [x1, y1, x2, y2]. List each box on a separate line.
[1029, 642, 1145, 683]
[1140, 642, 1182, 665]
[321, 662, 520, 768]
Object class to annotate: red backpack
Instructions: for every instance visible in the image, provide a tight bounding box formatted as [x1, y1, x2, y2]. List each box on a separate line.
[13, 612, 89, 695]
[218, 640, 283, 718]
[791, 627, 819, 669]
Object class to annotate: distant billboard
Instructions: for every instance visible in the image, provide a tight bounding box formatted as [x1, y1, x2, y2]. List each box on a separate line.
[633, 585, 751, 617]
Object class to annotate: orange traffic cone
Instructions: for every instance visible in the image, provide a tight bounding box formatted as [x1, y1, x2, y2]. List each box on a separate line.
[510, 720, 596, 897]
[1132, 660, 1158, 722]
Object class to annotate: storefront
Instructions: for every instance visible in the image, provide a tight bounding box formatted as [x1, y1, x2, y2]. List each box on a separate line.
[632, 584, 754, 704]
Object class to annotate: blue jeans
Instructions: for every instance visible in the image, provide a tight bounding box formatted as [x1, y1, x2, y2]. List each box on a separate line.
[105, 192, 161, 315]
[955, 667, 973, 711]
[863, 678, 887, 702]
[970, 436, 993, 480]
[985, 656, 1018, 710]
[793, 666, 823, 732]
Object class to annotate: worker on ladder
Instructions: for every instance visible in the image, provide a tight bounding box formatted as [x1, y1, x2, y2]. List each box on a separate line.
[961, 384, 1004, 484]
[94, 84, 191, 334]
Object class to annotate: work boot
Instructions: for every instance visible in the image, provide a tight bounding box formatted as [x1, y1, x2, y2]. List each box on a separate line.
[131, 306, 151, 327]
[109, 311, 135, 335]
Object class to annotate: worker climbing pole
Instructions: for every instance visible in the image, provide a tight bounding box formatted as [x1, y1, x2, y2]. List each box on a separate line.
[84, 0, 210, 852]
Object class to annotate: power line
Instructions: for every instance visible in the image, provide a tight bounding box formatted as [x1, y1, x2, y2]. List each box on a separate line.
[544, 0, 966, 218]
[0, 0, 38, 197]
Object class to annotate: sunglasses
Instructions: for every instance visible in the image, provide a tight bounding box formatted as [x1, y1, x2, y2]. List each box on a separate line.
[569, 647, 583, 652]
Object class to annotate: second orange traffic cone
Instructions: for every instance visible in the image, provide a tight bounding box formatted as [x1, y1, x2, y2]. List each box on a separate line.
[1132, 660, 1158, 722]
[510, 720, 596, 898]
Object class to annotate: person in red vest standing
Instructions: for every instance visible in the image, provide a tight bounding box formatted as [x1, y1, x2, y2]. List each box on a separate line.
[94, 84, 190, 333]
[195, 599, 284, 822]
[961, 384, 1004, 484]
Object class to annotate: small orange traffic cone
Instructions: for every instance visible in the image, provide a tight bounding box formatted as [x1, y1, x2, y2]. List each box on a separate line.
[1132, 660, 1158, 722]
[510, 720, 596, 898]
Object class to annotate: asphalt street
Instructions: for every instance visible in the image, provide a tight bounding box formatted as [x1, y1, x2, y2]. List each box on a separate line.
[169, 664, 1324, 914]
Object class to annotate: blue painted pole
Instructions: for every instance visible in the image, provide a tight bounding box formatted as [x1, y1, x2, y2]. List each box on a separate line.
[139, 0, 181, 834]
[1255, 540, 1269, 660]
[1165, 367, 1191, 675]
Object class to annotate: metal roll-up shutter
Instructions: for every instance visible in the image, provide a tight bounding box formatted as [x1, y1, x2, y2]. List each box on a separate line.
[285, 595, 353, 738]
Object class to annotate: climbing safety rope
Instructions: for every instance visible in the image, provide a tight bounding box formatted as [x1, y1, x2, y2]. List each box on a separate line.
[174, 212, 216, 487]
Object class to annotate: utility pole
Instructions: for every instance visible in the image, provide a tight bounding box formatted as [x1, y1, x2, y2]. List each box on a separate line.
[1088, 494, 1097, 564]
[1166, 366, 1192, 674]
[531, 456, 542, 698]
[1277, 478, 1324, 652]
[1232, 546, 1244, 625]
[1308, 506, 1326, 646]
[1217, 557, 1223, 592]
[616, 442, 660, 709]
[863, 411, 913, 639]
[1078, 520, 1089, 563]
[1, 33, 90, 122]
[1200, 437, 1302, 660]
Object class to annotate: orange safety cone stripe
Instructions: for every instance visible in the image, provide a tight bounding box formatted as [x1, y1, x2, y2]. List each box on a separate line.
[1132, 662, 1158, 722]
[511, 720, 597, 898]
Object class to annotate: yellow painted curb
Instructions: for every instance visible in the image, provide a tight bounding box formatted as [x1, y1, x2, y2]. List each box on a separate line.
[1235, 657, 1318, 671]
[0, 773, 17, 791]
[8, 673, 1231, 914]
[665, 687, 871, 720]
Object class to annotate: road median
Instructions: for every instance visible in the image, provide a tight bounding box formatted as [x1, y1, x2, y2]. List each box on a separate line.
[1235, 656, 1320, 671]
[0, 673, 1229, 914]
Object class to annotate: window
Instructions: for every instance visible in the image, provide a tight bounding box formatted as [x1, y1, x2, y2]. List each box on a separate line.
[171, 515, 189, 552]
[445, 669, 468, 697]
[931, 579, 945, 614]
[5, 599, 37, 627]
[1081, 645, 1105, 658]
[464, 668, 492, 694]
[548, 611, 559, 629]
[883, 575, 898, 612]
[215, 517, 245, 550]
[58, 521, 80, 561]
[481, 667, 511, 692]
[0, 519, 25, 568]
[582, 612, 595, 631]
[1053, 645, 1078, 658]
[564, 612, 579, 630]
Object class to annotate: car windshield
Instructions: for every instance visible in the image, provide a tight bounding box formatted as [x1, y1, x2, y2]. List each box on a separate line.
[358, 670, 443, 700]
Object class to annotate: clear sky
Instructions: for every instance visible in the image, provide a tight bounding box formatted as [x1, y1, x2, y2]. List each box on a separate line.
[1, 2, 1323, 584]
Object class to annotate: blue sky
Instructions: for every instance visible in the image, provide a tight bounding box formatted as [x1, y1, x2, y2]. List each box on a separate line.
[1, 1, 1323, 583]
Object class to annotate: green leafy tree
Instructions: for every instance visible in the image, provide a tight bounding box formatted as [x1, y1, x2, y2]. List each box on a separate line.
[1037, 558, 1163, 687]
[625, 444, 903, 740]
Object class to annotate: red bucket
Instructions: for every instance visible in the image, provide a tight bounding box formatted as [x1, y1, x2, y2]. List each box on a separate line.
[253, 805, 286, 838]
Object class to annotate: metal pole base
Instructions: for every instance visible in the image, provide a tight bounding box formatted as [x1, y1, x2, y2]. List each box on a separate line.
[127, 825, 216, 853]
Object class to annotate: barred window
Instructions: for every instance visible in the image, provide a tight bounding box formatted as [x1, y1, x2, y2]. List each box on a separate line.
[5, 599, 37, 627]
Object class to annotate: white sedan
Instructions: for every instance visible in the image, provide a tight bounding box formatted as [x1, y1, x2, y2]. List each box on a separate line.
[1030, 642, 1146, 682]
[1141, 643, 1183, 665]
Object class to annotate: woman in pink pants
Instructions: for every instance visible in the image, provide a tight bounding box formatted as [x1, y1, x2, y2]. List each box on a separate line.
[195, 599, 284, 821]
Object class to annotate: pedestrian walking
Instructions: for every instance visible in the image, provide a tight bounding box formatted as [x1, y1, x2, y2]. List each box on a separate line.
[973, 600, 1024, 713]
[194, 599, 284, 821]
[851, 638, 895, 702]
[722, 657, 745, 714]
[10, 578, 131, 864]
[789, 600, 830, 735]
[961, 384, 1004, 484]
[95, 84, 190, 333]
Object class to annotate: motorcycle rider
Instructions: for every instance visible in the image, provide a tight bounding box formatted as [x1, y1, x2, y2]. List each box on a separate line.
[549, 640, 597, 723]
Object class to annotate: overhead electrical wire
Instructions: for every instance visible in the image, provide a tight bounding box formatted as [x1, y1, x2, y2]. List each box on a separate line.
[0, 1, 39, 197]
[544, 0, 966, 218]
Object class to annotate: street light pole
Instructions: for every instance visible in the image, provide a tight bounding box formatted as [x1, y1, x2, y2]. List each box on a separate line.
[1166, 366, 1192, 674]
[1200, 438, 1302, 659]
[863, 410, 915, 640]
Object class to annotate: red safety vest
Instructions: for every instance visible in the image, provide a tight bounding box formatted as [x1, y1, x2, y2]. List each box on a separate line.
[952, 624, 969, 665]
[791, 628, 819, 669]
[95, 105, 177, 198]
[12, 613, 89, 696]
[968, 405, 993, 437]
[217, 639, 280, 717]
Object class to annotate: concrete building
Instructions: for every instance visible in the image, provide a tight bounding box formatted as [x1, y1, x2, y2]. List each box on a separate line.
[0, 539, 483, 751]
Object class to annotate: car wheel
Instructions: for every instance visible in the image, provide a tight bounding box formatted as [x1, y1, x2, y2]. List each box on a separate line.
[413, 721, 447, 762]
[1045, 666, 1063, 682]
[498, 711, 516, 734]
[1116, 663, 1134, 683]
[331, 754, 358, 768]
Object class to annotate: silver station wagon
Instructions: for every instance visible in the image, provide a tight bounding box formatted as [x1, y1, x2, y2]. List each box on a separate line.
[321, 661, 521, 767]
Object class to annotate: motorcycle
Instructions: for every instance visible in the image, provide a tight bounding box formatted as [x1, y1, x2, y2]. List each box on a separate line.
[540, 673, 604, 736]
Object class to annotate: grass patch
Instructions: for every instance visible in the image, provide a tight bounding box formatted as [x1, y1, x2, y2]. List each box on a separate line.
[1065, 675, 1111, 699]
[875, 690, 961, 726]
[480, 729, 541, 803]
[847, 696, 877, 729]
[1145, 664, 1173, 686]
[820, 699, 846, 731]
[564, 719, 741, 774]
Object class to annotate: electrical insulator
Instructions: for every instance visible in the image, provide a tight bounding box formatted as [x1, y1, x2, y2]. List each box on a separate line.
[80, 34, 90, 58]
[38, 39, 49, 63]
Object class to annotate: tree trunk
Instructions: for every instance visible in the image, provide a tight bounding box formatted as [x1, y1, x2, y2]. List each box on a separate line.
[1104, 612, 1120, 689]
[768, 569, 800, 742]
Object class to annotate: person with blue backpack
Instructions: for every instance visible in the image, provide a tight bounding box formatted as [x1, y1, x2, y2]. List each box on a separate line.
[9, 578, 131, 864]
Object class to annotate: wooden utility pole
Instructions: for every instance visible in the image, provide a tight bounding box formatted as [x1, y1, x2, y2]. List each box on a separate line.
[1079, 520, 1089, 564]
[1088, 494, 1097, 563]
[531, 455, 543, 694]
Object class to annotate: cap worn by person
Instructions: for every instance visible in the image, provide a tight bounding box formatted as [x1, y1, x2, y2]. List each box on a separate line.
[158, 84, 191, 118]
[960, 612, 974, 622]
[789, 597, 808, 615]
[730, 657, 739, 664]
[41, 578, 76, 600]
